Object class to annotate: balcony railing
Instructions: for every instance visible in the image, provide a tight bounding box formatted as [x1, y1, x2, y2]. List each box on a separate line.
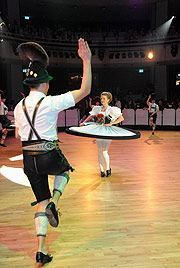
[1, 31, 180, 48]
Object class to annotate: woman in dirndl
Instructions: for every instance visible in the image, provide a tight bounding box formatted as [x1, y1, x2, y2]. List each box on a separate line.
[79, 92, 124, 177]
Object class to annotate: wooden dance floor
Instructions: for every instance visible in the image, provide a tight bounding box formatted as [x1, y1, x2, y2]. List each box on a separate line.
[0, 130, 180, 268]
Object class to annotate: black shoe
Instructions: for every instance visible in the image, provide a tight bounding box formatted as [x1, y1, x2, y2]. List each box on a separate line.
[36, 252, 53, 266]
[106, 168, 111, 177]
[101, 171, 106, 177]
[0, 143, 7, 147]
[46, 202, 59, 227]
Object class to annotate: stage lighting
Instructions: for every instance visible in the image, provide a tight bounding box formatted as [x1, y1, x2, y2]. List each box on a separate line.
[24, 16, 30, 20]
[147, 51, 154, 60]
[71, 75, 80, 80]
[171, 44, 178, 57]
[139, 69, 144, 73]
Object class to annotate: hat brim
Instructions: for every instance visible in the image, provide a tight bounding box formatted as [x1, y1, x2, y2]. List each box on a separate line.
[23, 75, 53, 85]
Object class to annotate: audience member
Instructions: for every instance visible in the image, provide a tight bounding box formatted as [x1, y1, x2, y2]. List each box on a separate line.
[0, 90, 12, 147]
[114, 96, 122, 109]
[177, 101, 180, 109]
[158, 99, 164, 111]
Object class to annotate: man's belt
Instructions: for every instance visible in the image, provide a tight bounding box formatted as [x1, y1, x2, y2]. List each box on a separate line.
[22, 141, 59, 151]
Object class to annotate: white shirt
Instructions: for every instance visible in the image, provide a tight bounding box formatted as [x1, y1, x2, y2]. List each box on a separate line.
[89, 105, 122, 122]
[115, 100, 121, 109]
[14, 91, 75, 141]
[149, 102, 159, 113]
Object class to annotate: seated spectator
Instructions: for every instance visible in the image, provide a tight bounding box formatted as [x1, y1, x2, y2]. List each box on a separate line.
[114, 96, 122, 109]
[135, 100, 141, 109]
[158, 99, 164, 111]
[177, 100, 180, 109]
[166, 100, 176, 109]
[0, 90, 12, 147]
[126, 96, 135, 109]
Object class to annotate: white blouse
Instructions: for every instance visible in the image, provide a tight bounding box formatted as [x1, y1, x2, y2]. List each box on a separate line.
[89, 105, 122, 122]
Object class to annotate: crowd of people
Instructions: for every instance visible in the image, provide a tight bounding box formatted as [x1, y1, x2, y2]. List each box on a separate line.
[76, 93, 180, 121]
[124, 97, 180, 110]
[1, 89, 180, 137]
[6, 20, 180, 44]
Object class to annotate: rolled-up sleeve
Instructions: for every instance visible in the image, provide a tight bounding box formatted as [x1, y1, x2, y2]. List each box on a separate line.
[49, 91, 75, 112]
[14, 103, 20, 128]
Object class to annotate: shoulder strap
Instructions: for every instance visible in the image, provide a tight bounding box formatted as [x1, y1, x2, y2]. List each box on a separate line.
[22, 97, 45, 140]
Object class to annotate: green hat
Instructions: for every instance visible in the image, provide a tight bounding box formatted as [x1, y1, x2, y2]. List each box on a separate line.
[151, 93, 156, 100]
[23, 61, 53, 86]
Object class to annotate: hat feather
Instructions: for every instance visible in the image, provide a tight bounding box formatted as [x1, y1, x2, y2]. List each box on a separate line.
[17, 42, 49, 67]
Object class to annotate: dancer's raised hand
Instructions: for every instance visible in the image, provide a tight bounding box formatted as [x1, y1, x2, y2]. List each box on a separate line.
[78, 38, 91, 61]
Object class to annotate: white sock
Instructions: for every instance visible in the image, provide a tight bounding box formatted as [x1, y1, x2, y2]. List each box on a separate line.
[98, 151, 104, 172]
[102, 150, 110, 170]
[53, 173, 69, 195]
[96, 139, 112, 172]
[34, 212, 48, 237]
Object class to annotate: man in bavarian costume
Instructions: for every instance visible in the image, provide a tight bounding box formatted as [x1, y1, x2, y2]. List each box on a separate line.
[147, 93, 159, 135]
[14, 39, 91, 266]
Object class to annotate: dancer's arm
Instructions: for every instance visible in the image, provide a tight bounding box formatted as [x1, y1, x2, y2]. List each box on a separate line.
[147, 95, 151, 106]
[79, 115, 94, 126]
[71, 38, 92, 104]
[104, 114, 124, 126]
[155, 105, 159, 114]
[89, 97, 92, 109]
[15, 127, 20, 139]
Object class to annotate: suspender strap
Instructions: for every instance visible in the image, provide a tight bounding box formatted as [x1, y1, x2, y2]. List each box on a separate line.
[22, 97, 45, 141]
[28, 97, 45, 141]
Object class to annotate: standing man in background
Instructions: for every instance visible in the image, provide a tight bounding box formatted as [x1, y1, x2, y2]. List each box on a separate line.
[0, 90, 12, 147]
[147, 93, 159, 135]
